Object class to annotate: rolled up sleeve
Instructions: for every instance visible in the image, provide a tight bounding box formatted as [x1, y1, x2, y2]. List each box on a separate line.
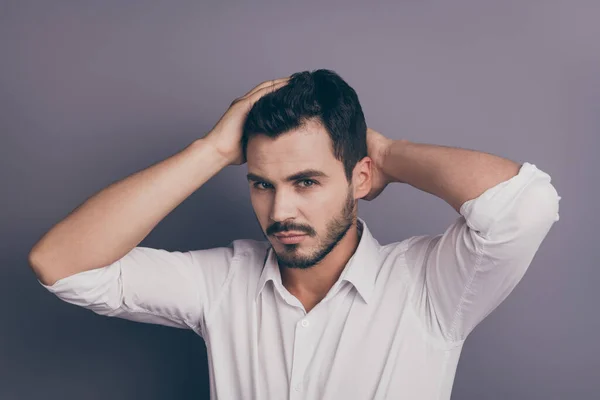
[38, 244, 235, 333]
[407, 162, 561, 343]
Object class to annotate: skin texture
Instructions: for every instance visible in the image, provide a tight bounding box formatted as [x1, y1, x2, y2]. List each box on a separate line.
[246, 118, 373, 311]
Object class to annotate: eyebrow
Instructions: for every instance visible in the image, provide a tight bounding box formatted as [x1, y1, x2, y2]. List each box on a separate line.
[246, 169, 329, 184]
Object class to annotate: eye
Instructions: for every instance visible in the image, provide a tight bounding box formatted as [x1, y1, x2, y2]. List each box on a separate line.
[252, 180, 318, 190]
[253, 181, 273, 190]
[298, 179, 318, 188]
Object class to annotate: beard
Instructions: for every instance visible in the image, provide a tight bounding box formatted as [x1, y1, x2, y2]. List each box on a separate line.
[270, 187, 357, 270]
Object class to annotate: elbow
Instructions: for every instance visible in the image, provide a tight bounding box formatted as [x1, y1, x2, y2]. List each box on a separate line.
[28, 247, 60, 287]
[499, 180, 561, 253]
[28, 249, 49, 285]
[521, 180, 561, 228]
[482, 179, 561, 248]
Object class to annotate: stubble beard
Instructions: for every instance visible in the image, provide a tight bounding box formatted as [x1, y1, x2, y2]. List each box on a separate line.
[274, 188, 357, 270]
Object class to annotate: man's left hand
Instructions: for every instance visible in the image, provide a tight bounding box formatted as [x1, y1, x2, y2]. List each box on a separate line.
[363, 128, 394, 201]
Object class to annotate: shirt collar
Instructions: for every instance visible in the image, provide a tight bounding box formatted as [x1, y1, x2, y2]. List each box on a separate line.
[255, 217, 381, 304]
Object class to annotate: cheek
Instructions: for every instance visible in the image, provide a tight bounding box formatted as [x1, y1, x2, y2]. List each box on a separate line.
[250, 193, 269, 216]
[304, 187, 346, 215]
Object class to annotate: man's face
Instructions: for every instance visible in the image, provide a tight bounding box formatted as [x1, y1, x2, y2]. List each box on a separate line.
[246, 119, 357, 269]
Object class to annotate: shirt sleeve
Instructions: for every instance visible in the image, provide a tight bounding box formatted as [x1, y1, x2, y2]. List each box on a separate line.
[37, 244, 236, 333]
[405, 162, 561, 343]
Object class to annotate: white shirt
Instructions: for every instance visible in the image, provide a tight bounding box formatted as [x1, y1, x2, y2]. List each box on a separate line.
[39, 162, 561, 400]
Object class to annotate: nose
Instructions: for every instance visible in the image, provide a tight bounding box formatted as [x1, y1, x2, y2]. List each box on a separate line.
[269, 188, 298, 223]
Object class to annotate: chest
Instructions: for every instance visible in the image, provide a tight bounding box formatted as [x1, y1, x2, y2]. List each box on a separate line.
[202, 279, 455, 399]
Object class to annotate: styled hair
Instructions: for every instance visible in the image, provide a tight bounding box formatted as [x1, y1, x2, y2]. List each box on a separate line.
[241, 69, 367, 182]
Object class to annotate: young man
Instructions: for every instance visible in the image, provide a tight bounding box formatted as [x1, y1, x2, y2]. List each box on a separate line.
[29, 69, 561, 399]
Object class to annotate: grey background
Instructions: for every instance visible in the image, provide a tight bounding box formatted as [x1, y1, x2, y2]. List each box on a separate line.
[1, 1, 597, 399]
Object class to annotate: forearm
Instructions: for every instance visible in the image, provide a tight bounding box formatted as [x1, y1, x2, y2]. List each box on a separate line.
[380, 140, 521, 213]
[29, 138, 229, 286]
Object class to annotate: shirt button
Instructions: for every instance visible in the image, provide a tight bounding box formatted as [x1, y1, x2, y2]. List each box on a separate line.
[301, 319, 309, 327]
[294, 383, 302, 392]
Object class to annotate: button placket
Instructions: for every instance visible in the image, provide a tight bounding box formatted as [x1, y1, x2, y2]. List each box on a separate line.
[290, 317, 311, 398]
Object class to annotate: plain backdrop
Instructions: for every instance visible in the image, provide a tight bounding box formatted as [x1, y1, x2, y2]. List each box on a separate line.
[1, 1, 598, 399]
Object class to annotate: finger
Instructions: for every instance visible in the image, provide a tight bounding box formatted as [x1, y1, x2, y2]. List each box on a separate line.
[243, 77, 289, 99]
[244, 79, 289, 105]
[242, 76, 290, 99]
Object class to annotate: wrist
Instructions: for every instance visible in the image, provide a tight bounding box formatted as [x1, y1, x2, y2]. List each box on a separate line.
[380, 139, 410, 184]
[191, 137, 233, 168]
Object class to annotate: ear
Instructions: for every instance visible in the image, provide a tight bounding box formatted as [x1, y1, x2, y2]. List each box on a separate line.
[352, 157, 372, 200]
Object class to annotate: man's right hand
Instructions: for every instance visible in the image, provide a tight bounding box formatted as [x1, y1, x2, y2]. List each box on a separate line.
[29, 76, 291, 286]
[204, 76, 291, 166]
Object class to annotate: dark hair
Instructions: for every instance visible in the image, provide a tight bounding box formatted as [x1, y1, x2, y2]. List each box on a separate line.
[242, 69, 367, 182]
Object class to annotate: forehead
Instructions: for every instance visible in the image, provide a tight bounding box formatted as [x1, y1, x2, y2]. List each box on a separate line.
[246, 119, 341, 177]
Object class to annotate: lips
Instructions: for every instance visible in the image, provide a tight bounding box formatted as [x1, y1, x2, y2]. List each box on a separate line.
[274, 233, 308, 244]
[274, 232, 306, 238]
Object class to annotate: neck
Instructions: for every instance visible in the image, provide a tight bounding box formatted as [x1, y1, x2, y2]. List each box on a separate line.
[280, 219, 362, 311]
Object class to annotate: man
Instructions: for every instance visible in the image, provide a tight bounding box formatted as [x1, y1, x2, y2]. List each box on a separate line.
[29, 69, 561, 399]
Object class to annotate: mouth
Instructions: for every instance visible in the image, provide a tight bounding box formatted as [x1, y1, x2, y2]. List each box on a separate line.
[273, 233, 308, 244]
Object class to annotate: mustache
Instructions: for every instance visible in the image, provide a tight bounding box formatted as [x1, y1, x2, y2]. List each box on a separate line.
[267, 222, 315, 236]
